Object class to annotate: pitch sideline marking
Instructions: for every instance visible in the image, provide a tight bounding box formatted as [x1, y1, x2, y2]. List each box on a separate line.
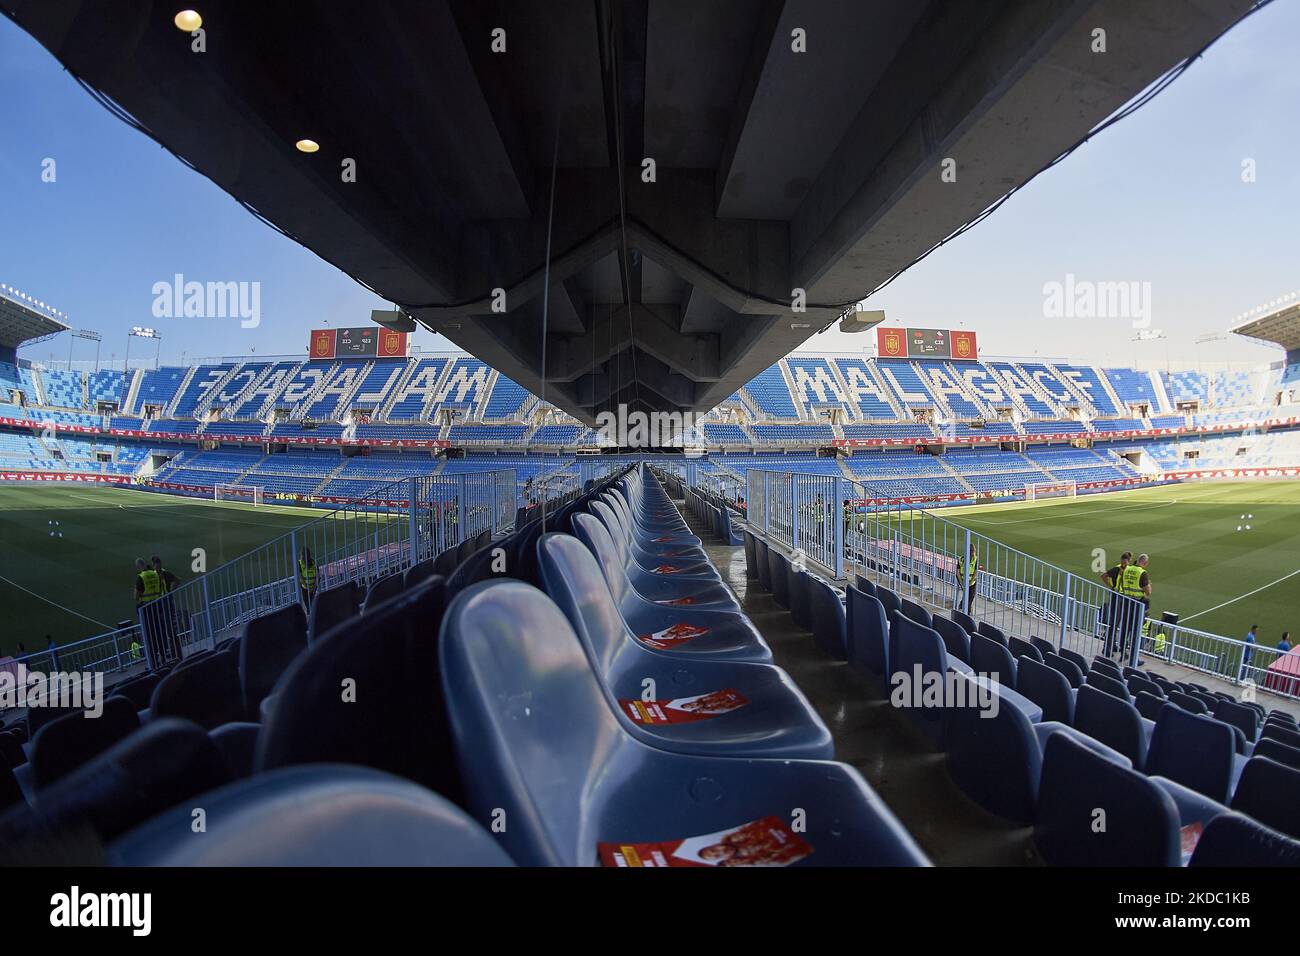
[0, 572, 116, 629]
[1180, 567, 1300, 624]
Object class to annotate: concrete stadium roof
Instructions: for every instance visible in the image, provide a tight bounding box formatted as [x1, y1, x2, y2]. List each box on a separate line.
[5, 0, 1253, 422]
[0, 289, 68, 352]
[1231, 303, 1300, 352]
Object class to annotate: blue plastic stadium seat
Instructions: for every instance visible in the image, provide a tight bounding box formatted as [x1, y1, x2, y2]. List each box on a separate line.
[1253, 737, 1300, 772]
[110, 766, 515, 866]
[976, 621, 1008, 647]
[1229, 756, 1300, 840]
[1188, 811, 1300, 867]
[787, 564, 811, 629]
[360, 570, 405, 611]
[440, 580, 929, 867]
[1034, 733, 1180, 866]
[1029, 636, 1055, 658]
[208, 722, 260, 780]
[537, 533, 832, 759]
[931, 615, 971, 665]
[29, 696, 140, 790]
[1072, 685, 1151, 768]
[1133, 690, 1167, 722]
[1214, 699, 1260, 742]
[150, 655, 245, 730]
[1145, 704, 1238, 803]
[1007, 636, 1043, 663]
[238, 603, 307, 720]
[943, 673, 1060, 824]
[743, 530, 758, 580]
[1084, 669, 1131, 703]
[1015, 657, 1075, 725]
[1058, 647, 1089, 676]
[846, 587, 890, 685]
[769, 548, 791, 608]
[571, 513, 770, 662]
[308, 580, 362, 642]
[808, 576, 847, 661]
[256, 577, 461, 800]
[0, 719, 230, 854]
[970, 634, 1017, 689]
[899, 597, 932, 628]
[889, 614, 950, 744]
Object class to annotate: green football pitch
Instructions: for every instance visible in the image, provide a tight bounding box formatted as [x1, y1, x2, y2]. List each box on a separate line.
[0, 485, 317, 655]
[936, 480, 1300, 646]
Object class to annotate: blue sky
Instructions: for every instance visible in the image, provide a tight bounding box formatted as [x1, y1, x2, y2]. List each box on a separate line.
[1, 2, 1295, 372]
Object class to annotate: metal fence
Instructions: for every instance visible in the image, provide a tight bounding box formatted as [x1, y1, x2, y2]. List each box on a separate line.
[30, 468, 518, 677]
[742, 468, 1296, 702]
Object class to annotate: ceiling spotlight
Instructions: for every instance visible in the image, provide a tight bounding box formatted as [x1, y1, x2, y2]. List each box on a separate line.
[174, 9, 202, 31]
[295, 139, 320, 153]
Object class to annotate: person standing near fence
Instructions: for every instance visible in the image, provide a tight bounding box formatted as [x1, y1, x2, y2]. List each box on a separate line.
[298, 547, 318, 606]
[1116, 553, 1152, 660]
[1240, 624, 1258, 680]
[133, 557, 163, 667]
[1100, 551, 1131, 656]
[955, 542, 979, 614]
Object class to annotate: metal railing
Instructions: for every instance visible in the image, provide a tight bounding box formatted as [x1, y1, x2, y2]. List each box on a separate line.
[119, 468, 514, 670]
[754, 468, 1159, 665]
[739, 468, 1300, 700]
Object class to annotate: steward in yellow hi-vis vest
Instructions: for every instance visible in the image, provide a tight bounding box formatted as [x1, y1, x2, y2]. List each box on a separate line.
[134, 557, 162, 607]
[1119, 563, 1145, 598]
[298, 548, 318, 600]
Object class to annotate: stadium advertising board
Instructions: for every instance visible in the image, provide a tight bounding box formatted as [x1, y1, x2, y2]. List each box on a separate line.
[309, 326, 408, 360]
[875, 327, 978, 360]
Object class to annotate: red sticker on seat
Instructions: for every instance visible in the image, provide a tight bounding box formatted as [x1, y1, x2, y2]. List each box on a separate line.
[599, 816, 813, 867]
[636, 623, 709, 649]
[620, 689, 749, 724]
[654, 596, 698, 606]
[654, 564, 684, 574]
[1179, 821, 1204, 864]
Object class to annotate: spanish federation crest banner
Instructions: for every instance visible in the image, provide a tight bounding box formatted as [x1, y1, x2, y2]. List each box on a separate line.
[877, 327, 904, 357]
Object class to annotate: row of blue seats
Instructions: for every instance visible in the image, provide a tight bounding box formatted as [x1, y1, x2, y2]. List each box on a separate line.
[739, 530, 1300, 865]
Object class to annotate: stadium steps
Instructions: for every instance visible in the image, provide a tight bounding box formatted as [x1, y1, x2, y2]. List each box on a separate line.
[122, 369, 143, 415]
[1094, 371, 1129, 417]
[163, 366, 199, 418]
[933, 456, 975, 493]
[865, 361, 908, 418]
[1149, 370, 1174, 415]
[778, 360, 810, 420]
[312, 460, 351, 496]
[234, 454, 270, 484]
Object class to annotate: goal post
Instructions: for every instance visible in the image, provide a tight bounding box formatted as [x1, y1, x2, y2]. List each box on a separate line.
[214, 483, 264, 506]
[1024, 480, 1076, 503]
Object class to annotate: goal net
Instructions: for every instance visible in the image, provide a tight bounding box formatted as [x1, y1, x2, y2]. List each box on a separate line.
[215, 483, 264, 506]
[1025, 480, 1076, 503]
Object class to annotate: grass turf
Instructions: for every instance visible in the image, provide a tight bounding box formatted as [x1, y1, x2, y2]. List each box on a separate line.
[0, 485, 317, 655]
[934, 480, 1300, 645]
